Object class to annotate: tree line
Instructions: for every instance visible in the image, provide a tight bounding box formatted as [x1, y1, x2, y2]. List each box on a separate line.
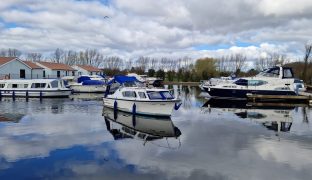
[0, 44, 311, 83]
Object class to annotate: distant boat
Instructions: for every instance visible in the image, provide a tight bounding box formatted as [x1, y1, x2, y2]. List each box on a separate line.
[63, 75, 107, 93]
[103, 75, 181, 117]
[127, 73, 163, 87]
[203, 66, 304, 100]
[0, 79, 71, 98]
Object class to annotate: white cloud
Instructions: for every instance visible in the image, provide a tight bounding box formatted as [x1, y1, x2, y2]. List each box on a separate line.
[0, 0, 311, 62]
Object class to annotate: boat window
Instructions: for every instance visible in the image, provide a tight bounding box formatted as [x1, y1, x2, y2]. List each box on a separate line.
[31, 83, 46, 88]
[261, 67, 280, 77]
[248, 80, 267, 86]
[24, 84, 28, 88]
[147, 91, 163, 99]
[283, 68, 294, 78]
[122, 91, 137, 98]
[0, 84, 5, 88]
[161, 91, 174, 99]
[234, 79, 248, 86]
[138, 92, 147, 99]
[50, 80, 59, 88]
[12, 84, 18, 88]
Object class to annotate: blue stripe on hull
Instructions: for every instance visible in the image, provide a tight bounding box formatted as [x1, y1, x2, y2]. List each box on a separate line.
[205, 87, 297, 99]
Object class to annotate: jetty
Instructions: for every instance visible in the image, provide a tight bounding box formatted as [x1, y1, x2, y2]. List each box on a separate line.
[247, 92, 312, 106]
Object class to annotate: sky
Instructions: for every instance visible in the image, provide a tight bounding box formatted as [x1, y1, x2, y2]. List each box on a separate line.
[0, 0, 312, 61]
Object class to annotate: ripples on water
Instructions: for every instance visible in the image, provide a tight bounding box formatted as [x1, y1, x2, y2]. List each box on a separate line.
[0, 86, 311, 180]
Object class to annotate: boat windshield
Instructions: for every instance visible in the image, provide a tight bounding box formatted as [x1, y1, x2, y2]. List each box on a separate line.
[257, 67, 280, 77]
[123, 81, 145, 87]
[147, 91, 174, 100]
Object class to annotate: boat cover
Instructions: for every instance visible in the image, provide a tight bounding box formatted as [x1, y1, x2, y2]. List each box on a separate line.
[77, 76, 91, 83]
[82, 80, 105, 85]
[107, 75, 139, 85]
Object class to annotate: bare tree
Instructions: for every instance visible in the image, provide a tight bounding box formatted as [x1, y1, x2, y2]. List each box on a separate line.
[27, 52, 42, 62]
[302, 43, 312, 81]
[136, 56, 150, 71]
[51, 48, 65, 63]
[256, 53, 288, 71]
[0, 48, 22, 57]
[228, 53, 247, 74]
[103, 56, 124, 69]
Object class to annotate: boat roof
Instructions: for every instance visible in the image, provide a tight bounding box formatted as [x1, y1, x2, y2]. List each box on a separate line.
[0, 79, 62, 83]
[107, 75, 139, 85]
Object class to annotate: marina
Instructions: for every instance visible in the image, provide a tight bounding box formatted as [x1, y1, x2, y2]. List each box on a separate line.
[0, 86, 311, 179]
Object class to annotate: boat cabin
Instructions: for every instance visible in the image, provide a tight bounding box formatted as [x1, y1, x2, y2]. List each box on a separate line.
[105, 75, 174, 100]
[0, 79, 67, 90]
[257, 66, 294, 79]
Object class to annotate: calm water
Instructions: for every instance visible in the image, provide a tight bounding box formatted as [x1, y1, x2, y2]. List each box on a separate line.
[0, 86, 312, 180]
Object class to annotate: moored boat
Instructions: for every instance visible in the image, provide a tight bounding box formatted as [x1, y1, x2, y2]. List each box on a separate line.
[103, 75, 181, 117]
[0, 79, 71, 98]
[66, 75, 107, 93]
[203, 66, 302, 100]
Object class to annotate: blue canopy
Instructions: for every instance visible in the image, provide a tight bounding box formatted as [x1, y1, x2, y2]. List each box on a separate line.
[82, 80, 105, 85]
[77, 76, 91, 83]
[107, 75, 139, 85]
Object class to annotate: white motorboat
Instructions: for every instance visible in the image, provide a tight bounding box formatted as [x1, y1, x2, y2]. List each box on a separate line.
[0, 79, 72, 98]
[103, 75, 181, 117]
[103, 107, 182, 143]
[66, 75, 107, 93]
[203, 66, 301, 100]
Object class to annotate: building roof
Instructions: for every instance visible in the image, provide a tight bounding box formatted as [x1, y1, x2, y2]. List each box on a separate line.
[76, 64, 102, 72]
[37, 61, 75, 71]
[0, 57, 17, 66]
[23, 61, 44, 69]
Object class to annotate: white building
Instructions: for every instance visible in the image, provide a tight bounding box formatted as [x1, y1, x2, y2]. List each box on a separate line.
[72, 65, 102, 76]
[36, 61, 76, 78]
[0, 57, 44, 79]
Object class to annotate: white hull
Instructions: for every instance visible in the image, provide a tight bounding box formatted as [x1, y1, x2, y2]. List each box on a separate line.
[103, 98, 179, 116]
[70, 84, 106, 93]
[0, 89, 72, 98]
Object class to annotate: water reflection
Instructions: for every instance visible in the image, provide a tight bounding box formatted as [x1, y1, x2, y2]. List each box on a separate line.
[0, 87, 311, 180]
[103, 107, 182, 148]
[202, 99, 296, 134]
[0, 113, 24, 123]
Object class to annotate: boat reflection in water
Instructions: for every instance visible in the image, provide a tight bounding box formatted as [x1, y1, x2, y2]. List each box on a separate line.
[202, 99, 294, 134]
[0, 113, 24, 123]
[102, 107, 182, 148]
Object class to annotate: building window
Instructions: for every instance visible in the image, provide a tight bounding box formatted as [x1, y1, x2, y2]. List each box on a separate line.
[57, 71, 61, 78]
[20, 69, 26, 79]
[72, 71, 75, 76]
[43, 70, 46, 78]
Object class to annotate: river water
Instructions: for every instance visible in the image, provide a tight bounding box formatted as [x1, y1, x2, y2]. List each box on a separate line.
[0, 86, 311, 180]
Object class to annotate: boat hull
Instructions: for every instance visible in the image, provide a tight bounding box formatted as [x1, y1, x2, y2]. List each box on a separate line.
[0, 89, 72, 98]
[205, 87, 297, 100]
[103, 98, 180, 116]
[70, 85, 106, 93]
